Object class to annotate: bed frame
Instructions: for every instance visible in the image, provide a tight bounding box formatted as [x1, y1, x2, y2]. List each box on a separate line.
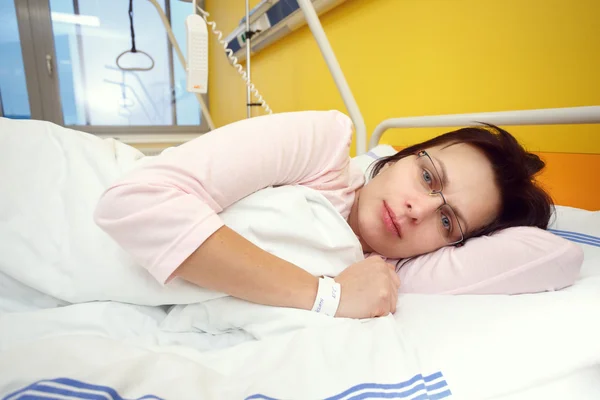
[368, 106, 600, 150]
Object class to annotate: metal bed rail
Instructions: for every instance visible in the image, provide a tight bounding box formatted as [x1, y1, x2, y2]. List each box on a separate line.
[369, 106, 600, 150]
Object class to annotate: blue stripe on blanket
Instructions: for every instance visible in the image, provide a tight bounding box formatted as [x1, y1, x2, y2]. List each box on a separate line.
[246, 371, 452, 400]
[549, 229, 600, 248]
[2, 378, 164, 400]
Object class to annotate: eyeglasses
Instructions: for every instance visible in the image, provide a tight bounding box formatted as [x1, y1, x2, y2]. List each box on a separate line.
[415, 150, 465, 246]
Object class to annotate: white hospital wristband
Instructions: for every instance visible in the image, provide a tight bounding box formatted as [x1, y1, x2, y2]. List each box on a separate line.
[311, 276, 341, 317]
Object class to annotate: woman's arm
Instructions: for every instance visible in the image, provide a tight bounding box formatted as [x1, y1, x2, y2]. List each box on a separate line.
[176, 226, 319, 310]
[177, 226, 400, 317]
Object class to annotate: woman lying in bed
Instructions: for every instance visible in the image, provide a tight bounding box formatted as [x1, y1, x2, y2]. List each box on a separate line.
[94, 110, 578, 320]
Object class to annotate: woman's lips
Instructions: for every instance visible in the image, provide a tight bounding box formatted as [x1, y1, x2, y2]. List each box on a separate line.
[383, 201, 402, 238]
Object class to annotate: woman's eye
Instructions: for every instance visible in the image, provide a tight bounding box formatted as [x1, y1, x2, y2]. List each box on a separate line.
[422, 169, 433, 185]
[440, 214, 452, 231]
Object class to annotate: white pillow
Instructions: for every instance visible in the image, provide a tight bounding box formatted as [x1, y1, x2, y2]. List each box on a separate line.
[549, 206, 600, 278]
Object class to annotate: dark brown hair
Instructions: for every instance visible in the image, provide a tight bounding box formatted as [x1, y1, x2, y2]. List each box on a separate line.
[370, 124, 554, 241]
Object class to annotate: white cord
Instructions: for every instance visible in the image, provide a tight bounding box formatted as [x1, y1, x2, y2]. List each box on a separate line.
[196, 5, 273, 115]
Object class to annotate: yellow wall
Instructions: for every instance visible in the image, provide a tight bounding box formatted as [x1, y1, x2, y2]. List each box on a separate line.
[206, 0, 599, 156]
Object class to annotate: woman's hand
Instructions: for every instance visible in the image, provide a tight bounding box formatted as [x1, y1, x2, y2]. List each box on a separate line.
[335, 256, 401, 318]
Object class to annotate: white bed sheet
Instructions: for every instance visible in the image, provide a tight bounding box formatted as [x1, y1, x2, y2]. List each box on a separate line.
[495, 366, 600, 400]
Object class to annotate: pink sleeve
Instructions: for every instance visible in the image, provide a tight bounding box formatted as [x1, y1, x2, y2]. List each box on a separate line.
[94, 110, 355, 283]
[397, 227, 583, 295]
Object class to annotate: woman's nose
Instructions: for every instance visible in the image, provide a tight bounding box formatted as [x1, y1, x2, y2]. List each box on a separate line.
[406, 193, 443, 222]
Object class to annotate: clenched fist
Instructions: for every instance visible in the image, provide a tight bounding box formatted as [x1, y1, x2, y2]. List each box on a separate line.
[334, 256, 401, 318]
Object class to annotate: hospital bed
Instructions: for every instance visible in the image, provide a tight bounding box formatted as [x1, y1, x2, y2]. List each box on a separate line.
[0, 109, 599, 400]
[1, 1, 600, 399]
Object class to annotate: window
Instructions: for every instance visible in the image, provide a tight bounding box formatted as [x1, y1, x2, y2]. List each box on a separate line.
[0, 0, 31, 119]
[3, 0, 207, 139]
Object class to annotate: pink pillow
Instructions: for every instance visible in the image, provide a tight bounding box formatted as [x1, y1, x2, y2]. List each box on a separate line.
[396, 226, 583, 295]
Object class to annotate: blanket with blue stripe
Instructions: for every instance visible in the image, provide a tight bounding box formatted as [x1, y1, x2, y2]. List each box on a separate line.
[2, 373, 452, 400]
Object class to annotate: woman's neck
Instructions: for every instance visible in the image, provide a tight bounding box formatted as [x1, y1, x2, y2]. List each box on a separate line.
[347, 188, 360, 233]
[347, 188, 371, 252]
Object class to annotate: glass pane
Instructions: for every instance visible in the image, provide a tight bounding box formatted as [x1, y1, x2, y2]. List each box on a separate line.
[49, 0, 202, 126]
[0, 0, 31, 119]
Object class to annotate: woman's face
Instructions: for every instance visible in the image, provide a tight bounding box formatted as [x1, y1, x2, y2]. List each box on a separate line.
[349, 143, 501, 258]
